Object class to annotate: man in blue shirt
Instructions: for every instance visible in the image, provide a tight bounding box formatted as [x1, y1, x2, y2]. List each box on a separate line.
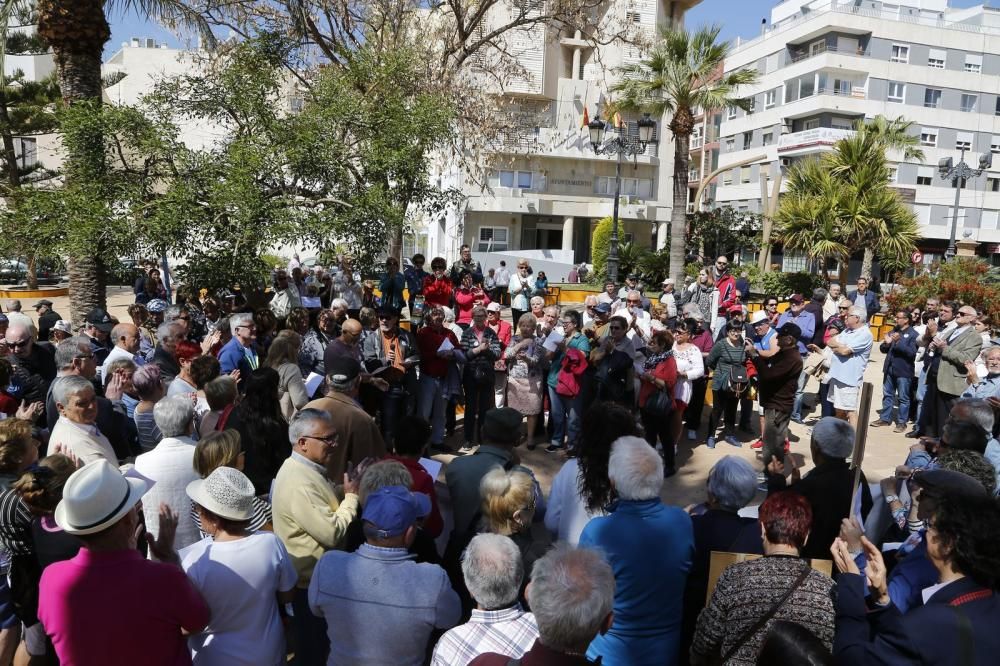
[824, 306, 874, 428]
[776, 294, 815, 423]
[872, 309, 919, 432]
[218, 312, 258, 391]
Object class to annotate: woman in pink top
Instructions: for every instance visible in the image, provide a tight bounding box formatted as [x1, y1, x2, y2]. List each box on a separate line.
[453, 270, 490, 329]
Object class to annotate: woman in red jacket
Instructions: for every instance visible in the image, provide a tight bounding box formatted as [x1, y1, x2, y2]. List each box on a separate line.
[638, 329, 679, 476]
[421, 257, 453, 310]
[453, 269, 490, 329]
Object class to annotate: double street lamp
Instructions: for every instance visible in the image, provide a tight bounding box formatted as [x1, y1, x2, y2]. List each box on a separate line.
[938, 147, 992, 261]
[588, 112, 657, 285]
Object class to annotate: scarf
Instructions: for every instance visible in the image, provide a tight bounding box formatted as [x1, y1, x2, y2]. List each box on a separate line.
[643, 349, 672, 371]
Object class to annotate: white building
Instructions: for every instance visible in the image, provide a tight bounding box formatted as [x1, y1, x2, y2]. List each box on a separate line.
[4, 25, 58, 178]
[415, 1, 702, 281]
[715, 0, 1000, 276]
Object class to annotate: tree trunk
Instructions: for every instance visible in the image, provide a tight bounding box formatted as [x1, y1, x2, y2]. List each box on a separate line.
[670, 131, 691, 284]
[25, 254, 38, 290]
[861, 248, 874, 280]
[388, 225, 403, 264]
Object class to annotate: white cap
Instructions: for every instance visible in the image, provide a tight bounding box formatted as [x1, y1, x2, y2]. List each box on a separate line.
[661, 278, 674, 285]
[750, 311, 769, 325]
[486, 302, 501, 312]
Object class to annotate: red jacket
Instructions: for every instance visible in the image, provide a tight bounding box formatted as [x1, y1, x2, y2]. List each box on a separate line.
[716, 273, 738, 315]
[422, 275, 453, 308]
[386, 454, 443, 538]
[489, 320, 512, 371]
[638, 357, 678, 408]
[417, 326, 460, 379]
[453, 287, 489, 325]
[556, 348, 588, 397]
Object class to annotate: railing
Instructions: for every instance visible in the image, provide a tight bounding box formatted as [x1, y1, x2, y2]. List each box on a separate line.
[786, 86, 865, 103]
[690, 135, 703, 150]
[777, 127, 855, 152]
[788, 44, 869, 64]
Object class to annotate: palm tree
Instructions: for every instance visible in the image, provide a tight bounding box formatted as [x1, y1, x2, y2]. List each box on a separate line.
[774, 159, 851, 275]
[612, 24, 758, 284]
[15, 0, 212, 322]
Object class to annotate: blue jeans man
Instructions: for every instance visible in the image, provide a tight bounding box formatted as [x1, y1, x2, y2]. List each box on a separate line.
[880, 374, 912, 428]
[547, 384, 583, 451]
[790, 365, 810, 423]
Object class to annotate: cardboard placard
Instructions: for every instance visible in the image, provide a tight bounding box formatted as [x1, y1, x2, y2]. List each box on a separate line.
[706, 551, 833, 604]
[849, 381, 874, 518]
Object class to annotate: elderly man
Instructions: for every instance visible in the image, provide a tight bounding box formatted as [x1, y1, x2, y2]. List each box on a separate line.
[911, 300, 959, 438]
[273, 408, 362, 665]
[323, 317, 363, 368]
[848, 276, 879, 319]
[304, 356, 386, 481]
[659, 279, 677, 323]
[310, 485, 460, 665]
[133, 396, 200, 550]
[362, 305, 420, 443]
[432, 534, 538, 665]
[776, 294, 816, 423]
[218, 313, 257, 389]
[417, 306, 463, 451]
[450, 244, 483, 286]
[821, 305, 874, 426]
[46, 337, 134, 460]
[963, 346, 1000, 400]
[748, 322, 804, 466]
[38, 460, 209, 665]
[151, 321, 184, 384]
[472, 545, 615, 666]
[805, 287, 828, 346]
[823, 283, 843, 320]
[83, 308, 115, 366]
[767, 417, 872, 560]
[100, 322, 145, 382]
[579, 436, 694, 665]
[872, 309, 919, 432]
[270, 268, 302, 323]
[5, 322, 55, 406]
[927, 305, 984, 437]
[32, 299, 62, 342]
[48, 375, 117, 464]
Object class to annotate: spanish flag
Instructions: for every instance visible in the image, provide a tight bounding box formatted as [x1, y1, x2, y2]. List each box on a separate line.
[581, 105, 590, 128]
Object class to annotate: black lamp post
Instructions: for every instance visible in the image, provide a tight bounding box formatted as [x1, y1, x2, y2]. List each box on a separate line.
[588, 111, 657, 285]
[938, 146, 991, 260]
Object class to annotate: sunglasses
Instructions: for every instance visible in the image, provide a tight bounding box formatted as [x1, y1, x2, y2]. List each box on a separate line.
[839, 306, 849, 310]
[6, 339, 29, 348]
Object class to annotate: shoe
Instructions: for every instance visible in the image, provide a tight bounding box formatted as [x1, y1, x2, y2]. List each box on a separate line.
[893, 424, 907, 433]
[706, 437, 716, 449]
[429, 442, 454, 454]
[790, 415, 804, 425]
[870, 420, 891, 427]
[738, 425, 754, 435]
[526, 442, 537, 451]
[757, 481, 769, 492]
[687, 429, 697, 441]
[750, 439, 764, 450]
[545, 443, 562, 454]
[663, 466, 677, 478]
[459, 443, 477, 455]
[905, 430, 924, 439]
[724, 435, 742, 448]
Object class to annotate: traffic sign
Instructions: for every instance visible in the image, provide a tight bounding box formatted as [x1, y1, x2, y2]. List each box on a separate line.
[911, 250, 923, 265]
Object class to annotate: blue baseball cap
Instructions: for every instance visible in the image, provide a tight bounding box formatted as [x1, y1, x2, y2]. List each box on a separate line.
[362, 486, 431, 538]
[146, 299, 168, 313]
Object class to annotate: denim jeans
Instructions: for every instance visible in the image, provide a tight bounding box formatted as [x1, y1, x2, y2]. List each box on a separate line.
[547, 384, 582, 449]
[791, 365, 809, 421]
[417, 374, 447, 444]
[880, 374, 912, 427]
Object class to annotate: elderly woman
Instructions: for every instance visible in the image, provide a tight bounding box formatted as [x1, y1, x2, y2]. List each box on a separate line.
[132, 364, 165, 452]
[545, 402, 639, 545]
[486, 302, 512, 408]
[671, 318, 706, 450]
[190, 430, 272, 537]
[422, 257, 453, 310]
[299, 308, 335, 378]
[638, 330, 679, 475]
[963, 346, 1000, 400]
[831, 492, 1000, 663]
[416, 307, 464, 451]
[480, 467, 545, 581]
[178, 466, 296, 666]
[48, 375, 117, 464]
[691, 491, 835, 666]
[706, 320, 748, 449]
[590, 315, 637, 406]
[529, 295, 545, 324]
[265, 330, 310, 420]
[460, 306, 502, 452]
[508, 260, 536, 327]
[504, 313, 546, 450]
[545, 310, 591, 454]
[453, 270, 490, 329]
[166, 340, 202, 397]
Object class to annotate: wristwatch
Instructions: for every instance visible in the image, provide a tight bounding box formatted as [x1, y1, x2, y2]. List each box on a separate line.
[884, 494, 900, 505]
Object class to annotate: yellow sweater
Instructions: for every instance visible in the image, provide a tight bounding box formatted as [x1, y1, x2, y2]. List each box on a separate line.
[272, 455, 359, 588]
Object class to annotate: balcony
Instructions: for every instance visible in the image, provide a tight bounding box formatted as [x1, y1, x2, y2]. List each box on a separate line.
[788, 44, 869, 65]
[777, 127, 855, 157]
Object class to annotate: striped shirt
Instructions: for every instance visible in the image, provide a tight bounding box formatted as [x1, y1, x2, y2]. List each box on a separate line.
[431, 604, 538, 666]
[134, 409, 162, 453]
[189, 497, 272, 540]
[0, 488, 34, 562]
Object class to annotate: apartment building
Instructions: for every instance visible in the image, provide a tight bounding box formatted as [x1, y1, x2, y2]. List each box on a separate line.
[415, 1, 701, 280]
[714, 0, 1000, 275]
[4, 25, 59, 176]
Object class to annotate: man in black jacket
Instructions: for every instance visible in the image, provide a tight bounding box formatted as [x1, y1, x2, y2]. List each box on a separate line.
[33, 299, 63, 342]
[748, 322, 803, 467]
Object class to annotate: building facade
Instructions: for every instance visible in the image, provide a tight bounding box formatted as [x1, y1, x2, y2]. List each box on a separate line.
[714, 0, 1000, 275]
[415, 0, 702, 280]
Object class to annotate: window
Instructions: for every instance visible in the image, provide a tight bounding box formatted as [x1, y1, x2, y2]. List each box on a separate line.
[782, 250, 809, 272]
[890, 44, 909, 63]
[740, 166, 752, 184]
[625, 10, 641, 23]
[992, 136, 1000, 154]
[594, 177, 652, 198]
[887, 81, 905, 103]
[762, 131, 774, 146]
[497, 170, 534, 190]
[723, 170, 733, 186]
[743, 131, 753, 150]
[917, 166, 934, 186]
[746, 98, 756, 115]
[728, 106, 737, 120]
[961, 94, 978, 113]
[965, 54, 983, 74]
[920, 128, 938, 147]
[987, 177, 1000, 192]
[724, 137, 735, 152]
[956, 132, 973, 151]
[928, 49, 945, 69]
[13, 138, 36, 170]
[765, 89, 776, 108]
[996, 97, 1000, 116]
[924, 88, 941, 108]
[888, 166, 898, 183]
[477, 227, 508, 252]
[803, 118, 820, 130]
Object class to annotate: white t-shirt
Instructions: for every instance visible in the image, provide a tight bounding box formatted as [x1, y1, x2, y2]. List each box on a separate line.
[180, 532, 298, 666]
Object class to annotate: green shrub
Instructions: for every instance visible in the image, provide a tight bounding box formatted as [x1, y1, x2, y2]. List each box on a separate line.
[756, 270, 824, 299]
[887, 258, 1000, 323]
[590, 216, 613, 281]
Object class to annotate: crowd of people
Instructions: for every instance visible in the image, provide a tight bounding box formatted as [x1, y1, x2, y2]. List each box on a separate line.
[0, 247, 995, 666]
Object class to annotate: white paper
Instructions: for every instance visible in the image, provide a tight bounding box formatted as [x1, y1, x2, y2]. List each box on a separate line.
[304, 372, 324, 397]
[437, 338, 454, 353]
[542, 329, 564, 352]
[419, 457, 443, 481]
[301, 296, 322, 308]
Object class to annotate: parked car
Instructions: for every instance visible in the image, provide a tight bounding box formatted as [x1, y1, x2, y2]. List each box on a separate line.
[0, 257, 65, 285]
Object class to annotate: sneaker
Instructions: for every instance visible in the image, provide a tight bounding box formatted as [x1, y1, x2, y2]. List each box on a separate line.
[870, 420, 891, 428]
[459, 443, 477, 455]
[545, 443, 563, 454]
[750, 439, 764, 450]
[687, 429, 697, 441]
[724, 435, 742, 448]
[706, 437, 716, 449]
[790, 415, 804, 425]
[893, 424, 908, 433]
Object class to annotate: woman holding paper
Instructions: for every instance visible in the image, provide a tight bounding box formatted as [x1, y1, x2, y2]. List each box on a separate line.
[505, 313, 546, 450]
[460, 306, 502, 452]
[508, 260, 537, 326]
[454, 270, 490, 329]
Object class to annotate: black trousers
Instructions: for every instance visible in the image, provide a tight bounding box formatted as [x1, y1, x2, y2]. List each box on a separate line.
[641, 410, 675, 469]
[685, 376, 709, 433]
[707, 389, 738, 439]
[763, 407, 790, 467]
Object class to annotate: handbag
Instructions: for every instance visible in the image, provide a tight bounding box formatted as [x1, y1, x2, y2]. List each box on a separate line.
[727, 364, 749, 394]
[641, 388, 674, 418]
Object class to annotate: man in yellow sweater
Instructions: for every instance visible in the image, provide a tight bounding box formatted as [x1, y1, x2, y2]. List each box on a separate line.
[273, 407, 361, 665]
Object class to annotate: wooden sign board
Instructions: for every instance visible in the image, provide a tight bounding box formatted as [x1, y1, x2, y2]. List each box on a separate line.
[706, 551, 833, 604]
[849, 382, 874, 518]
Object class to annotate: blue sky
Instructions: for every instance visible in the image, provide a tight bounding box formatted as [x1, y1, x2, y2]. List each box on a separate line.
[108, 0, 993, 57]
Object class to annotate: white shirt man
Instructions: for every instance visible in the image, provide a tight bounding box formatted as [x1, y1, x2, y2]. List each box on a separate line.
[659, 279, 677, 319]
[100, 323, 145, 382]
[826, 306, 874, 424]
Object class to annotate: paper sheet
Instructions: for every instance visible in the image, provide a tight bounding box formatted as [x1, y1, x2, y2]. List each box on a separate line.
[419, 457, 443, 481]
[437, 338, 454, 353]
[301, 296, 322, 308]
[542, 329, 564, 352]
[304, 372, 324, 397]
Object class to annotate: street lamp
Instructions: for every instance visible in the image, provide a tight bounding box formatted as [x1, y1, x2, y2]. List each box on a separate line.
[588, 111, 658, 285]
[938, 146, 992, 260]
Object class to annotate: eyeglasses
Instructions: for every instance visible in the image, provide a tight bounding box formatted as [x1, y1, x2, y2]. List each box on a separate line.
[839, 306, 849, 311]
[303, 434, 338, 445]
[766, 303, 778, 308]
[236, 325, 256, 332]
[627, 299, 641, 304]
[959, 311, 976, 317]
[6, 339, 29, 348]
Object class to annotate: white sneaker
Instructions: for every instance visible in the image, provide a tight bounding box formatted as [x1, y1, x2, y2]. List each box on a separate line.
[687, 429, 697, 441]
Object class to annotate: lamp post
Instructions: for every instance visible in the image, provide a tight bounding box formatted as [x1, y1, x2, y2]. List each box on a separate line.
[588, 112, 657, 285]
[938, 146, 992, 261]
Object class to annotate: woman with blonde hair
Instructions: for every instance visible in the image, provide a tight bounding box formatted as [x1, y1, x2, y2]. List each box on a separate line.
[190, 430, 271, 537]
[264, 330, 309, 420]
[480, 467, 545, 578]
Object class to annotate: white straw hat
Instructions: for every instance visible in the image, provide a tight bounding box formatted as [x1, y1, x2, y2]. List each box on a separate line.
[54, 460, 151, 536]
[186, 467, 255, 521]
